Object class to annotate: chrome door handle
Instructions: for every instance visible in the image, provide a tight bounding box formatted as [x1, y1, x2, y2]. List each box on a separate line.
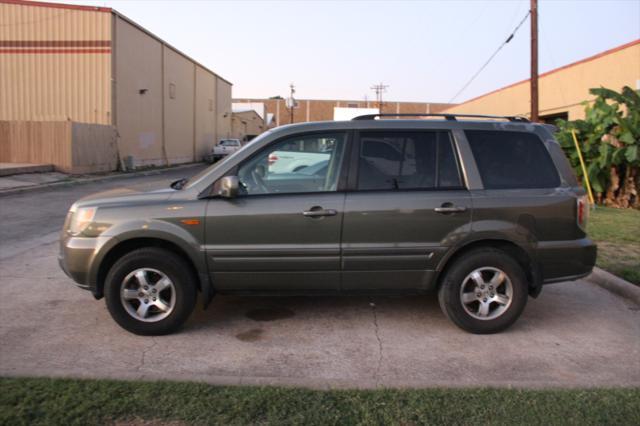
[434, 206, 467, 214]
[303, 208, 337, 218]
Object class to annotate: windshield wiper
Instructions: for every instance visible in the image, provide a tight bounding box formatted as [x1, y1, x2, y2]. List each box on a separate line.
[170, 178, 188, 190]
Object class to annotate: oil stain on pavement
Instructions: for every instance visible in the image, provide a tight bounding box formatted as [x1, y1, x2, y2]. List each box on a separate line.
[245, 307, 295, 322]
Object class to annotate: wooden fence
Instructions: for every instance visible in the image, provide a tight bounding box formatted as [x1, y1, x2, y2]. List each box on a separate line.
[0, 121, 118, 174]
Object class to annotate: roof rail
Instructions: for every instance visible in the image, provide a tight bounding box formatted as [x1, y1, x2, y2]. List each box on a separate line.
[351, 113, 530, 122]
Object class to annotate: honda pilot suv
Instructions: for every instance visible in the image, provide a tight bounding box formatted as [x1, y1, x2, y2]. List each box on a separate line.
[59, 114, 596, 335]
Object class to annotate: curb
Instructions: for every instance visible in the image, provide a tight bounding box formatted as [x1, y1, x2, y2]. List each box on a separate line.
[586, 267, 640, 305]
[0, 163, 207, 197]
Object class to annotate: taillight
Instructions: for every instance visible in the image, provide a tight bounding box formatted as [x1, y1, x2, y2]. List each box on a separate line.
[577, 195, 589, 231]
[268, 154, 278, 165]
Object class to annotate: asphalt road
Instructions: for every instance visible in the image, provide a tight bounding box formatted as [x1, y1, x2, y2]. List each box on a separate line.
[1, 166, 639, 389]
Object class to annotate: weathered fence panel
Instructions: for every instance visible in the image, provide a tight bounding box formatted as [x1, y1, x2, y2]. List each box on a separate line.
[0, 121, 117, 174]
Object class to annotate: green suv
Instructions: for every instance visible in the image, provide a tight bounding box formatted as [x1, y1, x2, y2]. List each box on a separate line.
[59, 114, 597, 335]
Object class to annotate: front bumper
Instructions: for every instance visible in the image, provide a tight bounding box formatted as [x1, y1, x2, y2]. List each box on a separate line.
[537, 238, 597, 284]
[58, 234, 112, 292]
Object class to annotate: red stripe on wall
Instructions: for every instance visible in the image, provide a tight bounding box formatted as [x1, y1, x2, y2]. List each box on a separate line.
[0, 48, 111, 54]
[0, 40, 111, 47]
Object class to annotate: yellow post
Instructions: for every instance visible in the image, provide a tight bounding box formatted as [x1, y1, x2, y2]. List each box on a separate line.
[571, 129, 595, 205]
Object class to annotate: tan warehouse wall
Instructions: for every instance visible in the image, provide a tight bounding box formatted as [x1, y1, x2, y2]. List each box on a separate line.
[163, 46, 195, 165]
[0, 1, 112, 124]
[1, 0, 232, 169]
[216, 78, 232, 140]
[195, 66, 217, 160]
[445, 40, 640, 120]
[0, 120, 117, 173]
[114, 15, 164, 166]
[231, 110, 265, 140]
[113, 14, 229, 167]
[233, 98, 455, 126]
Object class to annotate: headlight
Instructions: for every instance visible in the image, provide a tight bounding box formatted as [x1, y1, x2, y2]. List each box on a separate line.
[68, 207, 97, 236]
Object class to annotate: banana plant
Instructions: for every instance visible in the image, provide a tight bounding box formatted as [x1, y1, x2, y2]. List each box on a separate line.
[555, 86, 639, 208]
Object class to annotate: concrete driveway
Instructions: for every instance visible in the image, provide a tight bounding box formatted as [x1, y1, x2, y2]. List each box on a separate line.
[1, 166, 639, 389]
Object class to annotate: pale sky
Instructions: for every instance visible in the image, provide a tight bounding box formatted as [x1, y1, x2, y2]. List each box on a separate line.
[55, 0, 640, 103]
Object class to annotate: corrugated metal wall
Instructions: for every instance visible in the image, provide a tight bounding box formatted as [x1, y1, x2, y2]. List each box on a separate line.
[114, 14, 227, 167]
[0, 1, 112, 124]
[1, 1, 233, 169]
[195, 65, 217, 160]
[216, 78, 232, 141]
[113, 15, 164, 166]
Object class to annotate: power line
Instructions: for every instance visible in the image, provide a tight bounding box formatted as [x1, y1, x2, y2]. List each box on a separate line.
[448, 10, 531, 103]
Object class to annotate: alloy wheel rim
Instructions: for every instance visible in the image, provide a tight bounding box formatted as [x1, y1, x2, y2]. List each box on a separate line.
[120, 268, 176, 323]
[459, 267, 513, 321]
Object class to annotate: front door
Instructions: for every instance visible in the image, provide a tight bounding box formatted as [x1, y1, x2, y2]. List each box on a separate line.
[341, 130, 472, 291]
[205, 131, 348, 291]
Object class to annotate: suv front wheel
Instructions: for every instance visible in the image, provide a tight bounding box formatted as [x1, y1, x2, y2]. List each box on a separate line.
[104, 247, 197, 335]
[438, 248, 528, 334]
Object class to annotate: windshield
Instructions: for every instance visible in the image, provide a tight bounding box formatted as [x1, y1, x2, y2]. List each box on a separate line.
[220, 140, 239, 146]
[184, 129, 275, 189]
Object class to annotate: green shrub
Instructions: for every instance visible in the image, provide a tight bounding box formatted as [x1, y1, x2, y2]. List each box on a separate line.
[555, 86, 639, 208]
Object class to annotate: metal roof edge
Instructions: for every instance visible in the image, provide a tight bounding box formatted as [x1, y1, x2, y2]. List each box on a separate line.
[0, 0, 111, 13]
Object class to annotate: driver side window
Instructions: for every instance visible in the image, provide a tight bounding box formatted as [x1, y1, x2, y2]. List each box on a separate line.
[237, 132, 346, 195]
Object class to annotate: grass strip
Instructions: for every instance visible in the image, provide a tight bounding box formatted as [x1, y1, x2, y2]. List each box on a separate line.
[1, 377, 639, 425]
[588, 206, 640, 284]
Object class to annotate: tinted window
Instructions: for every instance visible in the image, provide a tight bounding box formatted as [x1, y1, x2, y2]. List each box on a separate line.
[237, 133, 346, 195]
[357, 131, 461, 190]
[466, 130, 560, 189]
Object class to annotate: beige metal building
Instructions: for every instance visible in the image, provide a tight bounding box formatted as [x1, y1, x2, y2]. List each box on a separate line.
[0, 0, 232, 169]
[233, 98, 455, 126]
[230, 110, 265, 142]
[444, 39, 640, 122]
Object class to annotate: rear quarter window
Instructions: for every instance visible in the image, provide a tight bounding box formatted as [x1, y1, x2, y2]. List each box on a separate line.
[465, 130, 560, 189]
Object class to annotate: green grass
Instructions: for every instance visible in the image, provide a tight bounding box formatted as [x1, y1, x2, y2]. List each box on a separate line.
[588, 207, 640, 284]
[1, 377, 639, 426]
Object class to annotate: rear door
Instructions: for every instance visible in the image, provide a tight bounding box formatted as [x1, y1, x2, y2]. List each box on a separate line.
[463, 129, 582, 280]
[341, 130, 472, 291]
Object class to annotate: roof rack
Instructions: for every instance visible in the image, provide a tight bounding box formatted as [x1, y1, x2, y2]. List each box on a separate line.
[351, 113, 530, 122]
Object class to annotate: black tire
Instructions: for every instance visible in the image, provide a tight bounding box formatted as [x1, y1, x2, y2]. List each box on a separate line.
[438, 248, 528, 334]
[104, 247, 197, 335]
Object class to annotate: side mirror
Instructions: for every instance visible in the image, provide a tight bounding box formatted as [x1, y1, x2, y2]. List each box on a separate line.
[218, 176, 239, 198]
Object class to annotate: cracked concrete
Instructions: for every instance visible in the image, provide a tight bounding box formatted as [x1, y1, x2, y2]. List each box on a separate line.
[1, 166, 640, 389]
[369, 300, 384, 387]
[137, 338, 158, 375]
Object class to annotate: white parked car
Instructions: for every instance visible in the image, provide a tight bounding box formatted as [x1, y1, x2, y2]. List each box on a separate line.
[210, 139, 242, 162]
[267, 150, 329, 174]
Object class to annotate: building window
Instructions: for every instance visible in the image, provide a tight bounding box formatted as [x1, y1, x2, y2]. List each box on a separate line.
[169, 83, 176, 99]
[347, 103, 359, 108]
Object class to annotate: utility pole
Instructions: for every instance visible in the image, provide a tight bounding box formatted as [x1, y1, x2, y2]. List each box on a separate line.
[370, 82, 388, 114]
[288, 83, 296, 124]
[530, 0, 539, 122]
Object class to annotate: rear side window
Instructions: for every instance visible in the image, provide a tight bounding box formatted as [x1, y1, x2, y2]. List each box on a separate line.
[357, 131, 462, 190]
[466, 130, 560, 189]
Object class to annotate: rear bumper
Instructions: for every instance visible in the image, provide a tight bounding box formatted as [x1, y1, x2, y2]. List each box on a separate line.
[537, 238, 597, 284]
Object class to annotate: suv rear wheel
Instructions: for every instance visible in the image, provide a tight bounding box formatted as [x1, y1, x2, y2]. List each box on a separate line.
[438, 248, 528, 334]
[104, 247, 197, 335]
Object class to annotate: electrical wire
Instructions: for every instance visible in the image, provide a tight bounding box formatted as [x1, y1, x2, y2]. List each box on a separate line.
[448, 10, 531, 103]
